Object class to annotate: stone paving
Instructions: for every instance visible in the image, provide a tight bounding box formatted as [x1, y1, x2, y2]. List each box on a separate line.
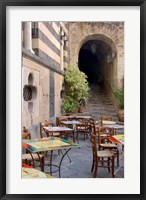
[35, 84, 124, 178]
[36, 135, 124, 178]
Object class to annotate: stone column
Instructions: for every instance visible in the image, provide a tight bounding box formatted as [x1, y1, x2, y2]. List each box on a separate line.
[23, 22, 34, 53]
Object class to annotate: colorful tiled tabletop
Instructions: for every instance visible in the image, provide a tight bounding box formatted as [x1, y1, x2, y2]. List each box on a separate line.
[22, 137, 79, 153]
[22, 167, 53, 179]
[109, 134, 124, 145]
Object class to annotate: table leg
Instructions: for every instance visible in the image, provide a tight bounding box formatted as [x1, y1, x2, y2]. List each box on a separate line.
[72, 130, 75, 142]
[60, 149, 71, 163]
[58, 148, 71, 178]
[50, 150, 53, 175]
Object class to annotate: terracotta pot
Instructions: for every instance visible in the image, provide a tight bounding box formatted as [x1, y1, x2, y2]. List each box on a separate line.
[118, 109, 124, 122]
[74, 109, 79, 114]
[78, 107, 84, 113]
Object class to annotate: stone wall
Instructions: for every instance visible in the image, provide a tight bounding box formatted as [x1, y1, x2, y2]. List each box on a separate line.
[68, 22, 124, 81]
[22, 21, 69, 138]
[68, 22, 124, 110]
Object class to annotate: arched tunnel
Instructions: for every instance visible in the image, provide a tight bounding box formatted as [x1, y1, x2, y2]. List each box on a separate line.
[78, 39, 117, 89]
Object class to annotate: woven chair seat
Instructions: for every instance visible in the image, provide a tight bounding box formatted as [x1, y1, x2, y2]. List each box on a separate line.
[52, 132, 60, 136]
[22, 153, 44, 161]
[100, 143, 118, 148]
[97, 150, 114, 158]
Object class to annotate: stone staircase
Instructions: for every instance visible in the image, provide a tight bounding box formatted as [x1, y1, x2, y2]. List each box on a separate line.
[84, 84, 119, 122]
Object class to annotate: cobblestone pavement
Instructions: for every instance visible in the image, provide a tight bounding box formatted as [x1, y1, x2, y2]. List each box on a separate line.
[36, 135, 124, 178]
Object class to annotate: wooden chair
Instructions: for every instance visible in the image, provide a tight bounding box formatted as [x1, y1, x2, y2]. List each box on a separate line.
[76, 118, 90, 141]
[40, 121, 53, 138]
[22, 126, 31, 139]
[57, 117, 68, 126]
[98, 126, 119, 167]
[22, 127, 45, 172]
[90, 119, 115, 178]
[22, 131, 31, 140]
[40, 120, 60, 138]
[40, 121, 61, 157]
[59, 118, 74, 140]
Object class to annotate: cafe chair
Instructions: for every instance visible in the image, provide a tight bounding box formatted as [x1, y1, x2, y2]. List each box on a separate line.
[40, 120, 62, 157]
[22, 128, 45, 172]
[59, 117, 69, 126]
[59, 118, 73, 140]
[40, 120, 60, 138]
[40, 121, 53, 138]
[76, 118, 90, 141]
[56, 117, 68, 126]
[55, 118, 72, 161]
[98, 126, 119, 167]
[92, 120, 100, 143]
[22, 126, 31, 140]
[90, 120, 115, 178]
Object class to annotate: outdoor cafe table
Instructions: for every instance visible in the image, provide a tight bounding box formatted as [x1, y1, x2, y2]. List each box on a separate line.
[109, 134, 124, 145]
[22, 167, 53, 179]
[43, 126, 75, 142]
[61, 120, 83, 140]
[105, 124, 124, 134]
[100, 120, 124, 133]
[57, 115, 92, 120]
[22, 137, 79, 178]
[61, 120, 83, 127]
[110, 134, 124, 151]
[102, 120, 116, 125]
[75, 116, 92, 119]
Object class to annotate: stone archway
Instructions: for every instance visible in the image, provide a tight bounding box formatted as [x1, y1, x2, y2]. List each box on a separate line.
[78, 34, 118, 92]
[68, 22, 124, 91]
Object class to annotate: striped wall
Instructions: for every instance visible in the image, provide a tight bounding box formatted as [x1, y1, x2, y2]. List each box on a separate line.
[22, 21, 68, 128]
[32, 22, 68, 69]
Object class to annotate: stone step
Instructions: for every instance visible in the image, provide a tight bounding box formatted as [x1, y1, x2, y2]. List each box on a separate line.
[84, 85, 118, 121]
[88, 102, 111, 104]
[84, 106, 115, 110]
[90, 113, 118, 117]
[85, 105, 115, 110]
[84, 107, 117, 113]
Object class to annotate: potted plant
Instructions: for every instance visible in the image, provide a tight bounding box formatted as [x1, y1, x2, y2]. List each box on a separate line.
[63, 65, 90, 114]
[114, 88, 124, 122]
[63, 96, 79, 114]
[78, 98, 86, 113]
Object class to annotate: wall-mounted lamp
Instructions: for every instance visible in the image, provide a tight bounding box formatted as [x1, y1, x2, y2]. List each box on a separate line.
[60, 27, 68, 41]
[60, 33, 68, 41]
[63, 35, 68, 41]
[60, 29, 64, 37]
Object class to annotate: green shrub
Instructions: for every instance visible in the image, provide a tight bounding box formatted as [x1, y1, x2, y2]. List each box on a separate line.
[63, 96, 79, 113]
[63, 65, 90, 113]
[114, 88, 124, 109]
